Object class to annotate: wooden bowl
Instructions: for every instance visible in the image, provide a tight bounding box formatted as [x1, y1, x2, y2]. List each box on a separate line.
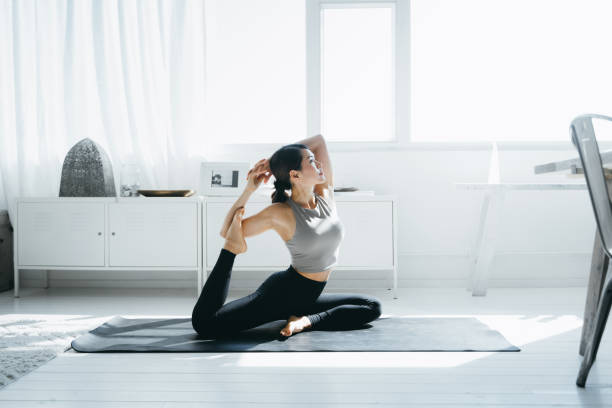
[137, 189, 195, 197]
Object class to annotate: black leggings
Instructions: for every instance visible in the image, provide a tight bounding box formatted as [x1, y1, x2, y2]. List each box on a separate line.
[191, 248, 382, 338]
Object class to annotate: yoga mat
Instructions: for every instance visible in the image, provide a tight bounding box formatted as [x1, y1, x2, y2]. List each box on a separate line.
[71, 316, 520, 352]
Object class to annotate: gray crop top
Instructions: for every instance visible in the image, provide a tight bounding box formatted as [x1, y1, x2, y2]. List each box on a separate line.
[284, 191, 345, 273]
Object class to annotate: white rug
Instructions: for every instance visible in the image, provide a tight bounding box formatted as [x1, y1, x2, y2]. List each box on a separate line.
[0, 314, 108, 389]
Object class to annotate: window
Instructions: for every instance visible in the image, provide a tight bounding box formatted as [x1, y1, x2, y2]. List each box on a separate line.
[307, 0, 406, 144]
[411, 0, 612, 142]
[321, 4, 395, 142]
[205, 0, 306, 144]
[206, 0, 612, 146]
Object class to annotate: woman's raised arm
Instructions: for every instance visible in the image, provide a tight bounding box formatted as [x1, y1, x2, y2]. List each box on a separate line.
[295, 134, 334, 192]
[220, 170, 269, 238]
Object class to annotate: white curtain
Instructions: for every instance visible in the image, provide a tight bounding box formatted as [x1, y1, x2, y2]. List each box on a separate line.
[0, 0, 207, 224]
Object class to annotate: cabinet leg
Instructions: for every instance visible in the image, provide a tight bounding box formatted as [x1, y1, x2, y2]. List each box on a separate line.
[393, 266, 398, 299]
[14, 265, 19, 298]
[197, 268, 203, 298]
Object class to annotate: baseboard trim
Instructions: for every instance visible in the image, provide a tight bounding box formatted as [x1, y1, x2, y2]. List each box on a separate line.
[18, 251, 592, 289]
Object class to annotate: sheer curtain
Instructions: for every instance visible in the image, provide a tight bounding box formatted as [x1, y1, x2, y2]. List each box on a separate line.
[0, 0, 207, 224]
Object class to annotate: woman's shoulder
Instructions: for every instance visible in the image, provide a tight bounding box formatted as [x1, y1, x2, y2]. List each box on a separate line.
[268, 201, 293, 223]
[316, 185, 335, 206]
[269, 200, 292, 214]
[267, 201, 295, 242]
[315, 183, 334, 200]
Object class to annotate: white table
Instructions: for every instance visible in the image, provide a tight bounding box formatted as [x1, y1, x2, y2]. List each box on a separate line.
[455, 183, 587, 296]
[534, 150, 612, 174]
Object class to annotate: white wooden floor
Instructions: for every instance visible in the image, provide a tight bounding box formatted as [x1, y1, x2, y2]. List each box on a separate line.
[0, 286, 611, 407]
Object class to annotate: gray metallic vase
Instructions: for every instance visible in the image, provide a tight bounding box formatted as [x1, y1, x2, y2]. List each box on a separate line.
[59, 138, 116, 197]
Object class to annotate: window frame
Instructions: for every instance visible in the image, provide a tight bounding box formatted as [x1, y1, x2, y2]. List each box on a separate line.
[306, 0, 409, 151]
[209, 0, 612, 152]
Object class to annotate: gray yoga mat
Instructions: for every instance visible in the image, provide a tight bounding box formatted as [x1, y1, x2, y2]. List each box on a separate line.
[71, 316, 520, 352]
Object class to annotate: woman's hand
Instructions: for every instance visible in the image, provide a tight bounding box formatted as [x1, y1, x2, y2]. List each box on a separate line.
[247, 158, 271, 181]
[245, 158, 272, 192]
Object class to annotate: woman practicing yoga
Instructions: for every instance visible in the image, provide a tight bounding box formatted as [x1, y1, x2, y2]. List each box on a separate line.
[191, 134, 382, 338]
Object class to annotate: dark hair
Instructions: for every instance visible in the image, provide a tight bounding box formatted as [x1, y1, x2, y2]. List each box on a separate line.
[269, 143, 308, 203]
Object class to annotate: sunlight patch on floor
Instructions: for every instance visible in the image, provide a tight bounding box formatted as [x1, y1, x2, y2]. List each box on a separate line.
[226, 313, 584, 368]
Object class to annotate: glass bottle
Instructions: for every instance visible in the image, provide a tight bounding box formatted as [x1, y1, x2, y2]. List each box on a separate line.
[120, 163, 141, 197]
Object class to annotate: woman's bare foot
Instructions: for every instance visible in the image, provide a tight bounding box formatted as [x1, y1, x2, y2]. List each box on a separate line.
[223, 207, 247, 255]
[280, 315, 312, 337]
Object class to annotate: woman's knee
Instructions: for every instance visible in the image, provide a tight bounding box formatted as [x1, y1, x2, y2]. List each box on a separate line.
[192, 293, 272, 337]
[191, 314, 224, 338]
[191, 308, 210, 335]
[367, 297, 382, 320]
[191, 305, 222, 336]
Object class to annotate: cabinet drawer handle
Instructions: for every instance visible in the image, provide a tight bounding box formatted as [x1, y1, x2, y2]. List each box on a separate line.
[98, 232, 102, 236]
[112, 232, 116, 236]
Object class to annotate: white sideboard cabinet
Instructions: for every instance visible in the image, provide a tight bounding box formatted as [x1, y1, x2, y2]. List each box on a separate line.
[203, 193, 399, 299]
[14, 193, 398, 299]
[14, 197, 202, 297]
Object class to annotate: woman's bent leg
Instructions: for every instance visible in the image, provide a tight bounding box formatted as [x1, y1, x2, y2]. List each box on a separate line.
[195, 291, 287, 338]
[192, 267, 293, 338]
[300, 293, 383, 330]
[192, 248, 237, 332]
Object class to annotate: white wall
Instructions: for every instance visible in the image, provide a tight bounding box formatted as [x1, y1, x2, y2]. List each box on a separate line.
[17, 145, 597, 291]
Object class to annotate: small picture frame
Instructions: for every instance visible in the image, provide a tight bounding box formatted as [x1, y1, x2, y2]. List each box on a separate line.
[200, 162, 250, 196]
